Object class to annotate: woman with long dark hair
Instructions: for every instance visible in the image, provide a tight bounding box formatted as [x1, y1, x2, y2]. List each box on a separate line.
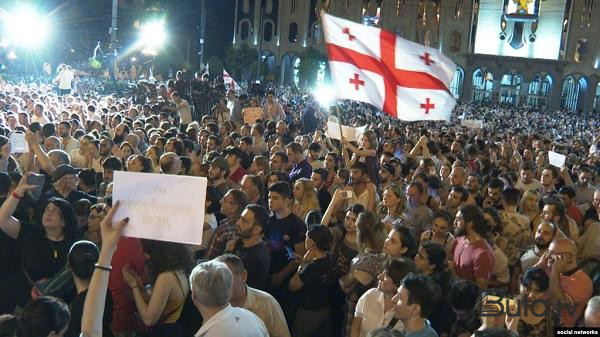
[121, 239, 194, 336]
[0, 174, 79, 307]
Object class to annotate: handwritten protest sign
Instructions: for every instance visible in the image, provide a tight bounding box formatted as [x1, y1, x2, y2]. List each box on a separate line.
[10, 133, 27, 153]
[243, 107, 263, 125]
[548, 151, 566, 168]
[113, 171, 207, 245]
[326, 121, 367, 142]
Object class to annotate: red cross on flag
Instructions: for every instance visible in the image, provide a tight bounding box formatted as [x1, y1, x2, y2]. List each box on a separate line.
[322, 13, 456, 121]
[223, 69, 241, 91]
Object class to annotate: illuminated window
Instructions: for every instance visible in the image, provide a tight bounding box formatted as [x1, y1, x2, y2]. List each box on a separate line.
[527, 73, 552, 108]
[472, 69, 493, 102]
[560, 75, 588, 112]
[293, 57, 300, 86]
[499, 73, 522, 106]
[449, 67, 464, 100]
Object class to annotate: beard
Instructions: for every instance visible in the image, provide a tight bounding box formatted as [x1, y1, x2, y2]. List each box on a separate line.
[236, 227, 253, 239]
[454, 226, 467, 237]
[535, 238, 550, 250]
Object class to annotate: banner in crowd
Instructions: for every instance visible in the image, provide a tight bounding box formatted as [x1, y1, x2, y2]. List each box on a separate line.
[113, 171, 207, 245]
[322, 12, 456, 121]
[325, 121, 367, 142]
[243, 107, 263, 125]
[548, 151, 566, 168]
[462, 119, 484, 129]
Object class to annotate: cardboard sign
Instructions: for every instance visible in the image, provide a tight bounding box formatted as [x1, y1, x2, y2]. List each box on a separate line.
[325, 121, 367, 142]
[10, 133, 27, 153]
[548, 151, 566, 168]
[461, 119, 484, 129]
[242, 107, 263, 125]
[113, 171, 207, 245]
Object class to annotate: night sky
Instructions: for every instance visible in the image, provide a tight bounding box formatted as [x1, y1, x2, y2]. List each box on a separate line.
[1, 0, 235, 70]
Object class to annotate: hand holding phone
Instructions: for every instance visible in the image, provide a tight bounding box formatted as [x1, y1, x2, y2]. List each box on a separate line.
[26, 173, 45, 186]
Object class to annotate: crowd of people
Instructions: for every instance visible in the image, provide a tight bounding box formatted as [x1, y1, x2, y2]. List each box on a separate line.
[1, 66, 600, 337]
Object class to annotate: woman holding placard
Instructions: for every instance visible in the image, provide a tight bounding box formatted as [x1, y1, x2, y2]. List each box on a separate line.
[121, 239, 194, 336]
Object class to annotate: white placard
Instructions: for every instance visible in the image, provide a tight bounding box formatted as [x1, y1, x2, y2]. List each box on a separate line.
[461, 119, 484, 129]
[113, 171, 207, 245]
[326, 121, 367, 142]
[548, 151, 566, 168]
[10, 133, 27, 153]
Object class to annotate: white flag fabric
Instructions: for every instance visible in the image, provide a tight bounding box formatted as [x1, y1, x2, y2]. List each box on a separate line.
[223, 69, 241, 91]
[322, 12, 456, 121]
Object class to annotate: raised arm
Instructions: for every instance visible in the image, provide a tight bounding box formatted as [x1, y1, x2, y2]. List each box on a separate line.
[81, 201, 129, 337]
[25, 130, 56, 175]
[321, 190, 344, 226]
[0, 174, 35, 239]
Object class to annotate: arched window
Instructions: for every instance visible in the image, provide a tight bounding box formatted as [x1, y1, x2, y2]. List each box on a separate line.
[561, 75, 579, 112]
[472, 69, 494, 102]
[240, 20, 251, 41]
[293, 57, 300, 86]
[527, 73, 552, 108]
[312, 22, 322, 44]
[289, 23, 298, 43]
[449, 67, 464, 100]
[499, 73, 522, 106]
[263, 21, 274, 42]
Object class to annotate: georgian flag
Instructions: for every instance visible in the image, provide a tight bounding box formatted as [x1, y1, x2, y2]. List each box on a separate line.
[223, 69, 241, 91]
[322, 13, 456, 121]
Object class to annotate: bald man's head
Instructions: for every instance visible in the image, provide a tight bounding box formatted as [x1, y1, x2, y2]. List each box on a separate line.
[547, 237, 578, 271]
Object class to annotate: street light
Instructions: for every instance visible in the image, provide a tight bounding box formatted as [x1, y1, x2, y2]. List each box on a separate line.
[138, 20, 167, 55]
[1, 6, 50, 49]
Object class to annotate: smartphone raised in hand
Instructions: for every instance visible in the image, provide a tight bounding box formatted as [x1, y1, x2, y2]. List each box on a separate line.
[26, 174, 45, 186]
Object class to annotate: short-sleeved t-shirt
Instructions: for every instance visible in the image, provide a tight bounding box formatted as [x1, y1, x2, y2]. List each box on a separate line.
[266, 213, 306, 274]
[66, 289, 114, 337]
[452, 236, 494, 282]
[17, 224, 72, 282]
[234, 241, 271, 291]
[297, 256, 334, 310]
[559, 269, 593, 327]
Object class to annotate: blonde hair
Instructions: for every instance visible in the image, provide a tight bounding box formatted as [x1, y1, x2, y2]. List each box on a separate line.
[519, 188, 540, 214]
[293, 178, 320, 220]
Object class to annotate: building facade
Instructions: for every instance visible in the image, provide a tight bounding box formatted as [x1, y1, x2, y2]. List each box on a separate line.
[232, 0, 600, 113]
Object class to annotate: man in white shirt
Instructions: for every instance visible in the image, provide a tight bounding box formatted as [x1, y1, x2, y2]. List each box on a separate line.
[262, 90, 285, 122]
[58, 121, 80, 154]
[190, 260, 268, 337]
[57, 65, 75, 96]
[217, 254, 290, 337]
[172, 91, 193, 132]
[514, 161, 542, 192]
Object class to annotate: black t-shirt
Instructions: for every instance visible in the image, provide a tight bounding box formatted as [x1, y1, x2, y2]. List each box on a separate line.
[66, 289, 114, 337]
[234, 241, 271, 291]
[297, 255, 334, 310]
[0, 229, 19, 277]
[266, 213, 306, 274]
[17, 224, 72, 282]
[317, 188, 331, 214]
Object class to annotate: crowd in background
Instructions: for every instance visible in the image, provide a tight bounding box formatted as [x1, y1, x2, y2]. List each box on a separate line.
[1, 67, 600, 337]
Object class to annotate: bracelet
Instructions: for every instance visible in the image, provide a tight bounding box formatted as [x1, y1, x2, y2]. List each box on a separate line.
[131, 284, 141, 290]
[11, 191, 23, 199]
[94, 263, 112, 271]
